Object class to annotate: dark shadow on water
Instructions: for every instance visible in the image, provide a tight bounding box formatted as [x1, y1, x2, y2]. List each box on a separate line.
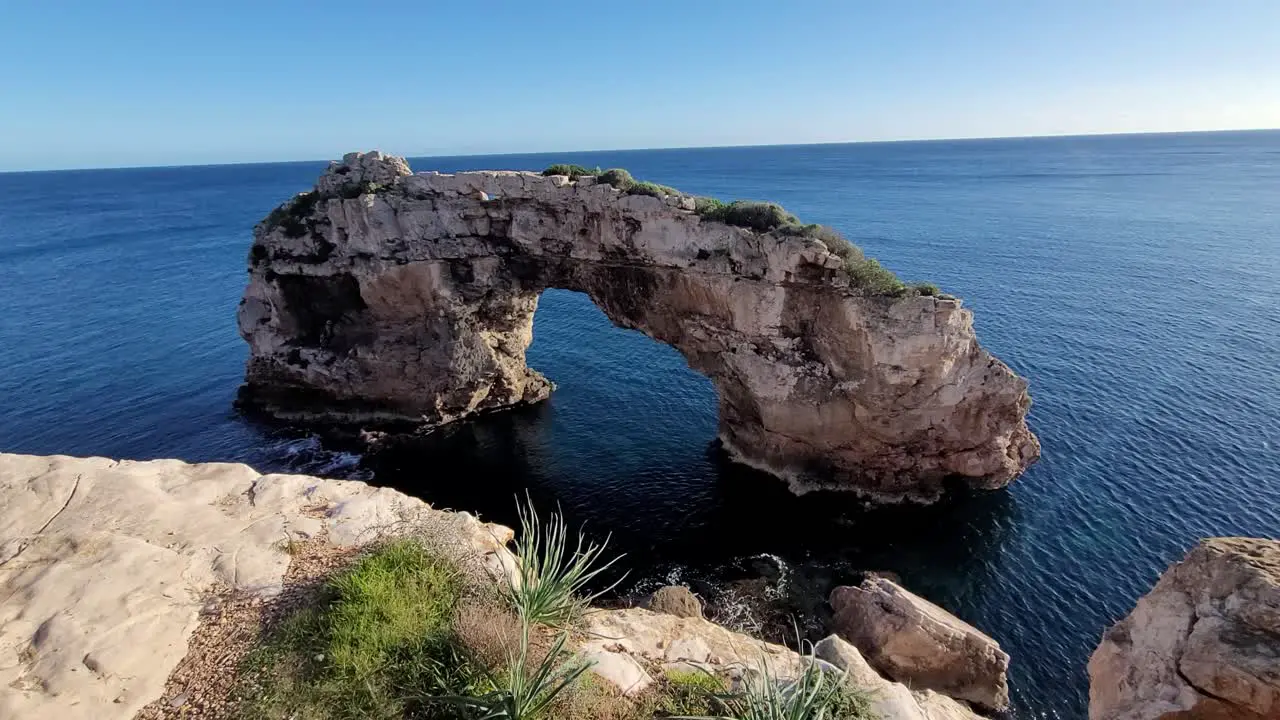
[361, 404, 1020, 639]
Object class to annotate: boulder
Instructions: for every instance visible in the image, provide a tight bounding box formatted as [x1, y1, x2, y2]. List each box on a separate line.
[813, 635, 988, 720]
[1088, 537, 1280, 720]
[238, 152, 1039, 501]
[829, 578, 1010, 711]
[646, 585, 703, 618]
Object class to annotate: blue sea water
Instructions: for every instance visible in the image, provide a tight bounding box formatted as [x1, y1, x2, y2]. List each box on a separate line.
[2, 131, 1279, 718]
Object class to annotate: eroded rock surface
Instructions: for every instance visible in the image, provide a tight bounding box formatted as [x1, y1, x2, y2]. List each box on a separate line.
[830, 577, 1010, 711]
[1088, 537, 1280, 720]
[0, 453, 515, 720]
[239, 151, 1039, 500]
[580, 610, 988, 719]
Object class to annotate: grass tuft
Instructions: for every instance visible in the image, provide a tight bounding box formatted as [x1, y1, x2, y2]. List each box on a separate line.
[911, 282, 941, 296]
[233, 539, 465, 719]
[503, 498, 625, 627]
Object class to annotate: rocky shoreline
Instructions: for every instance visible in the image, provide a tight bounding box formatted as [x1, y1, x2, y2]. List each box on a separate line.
[2, 452, 1275, 719]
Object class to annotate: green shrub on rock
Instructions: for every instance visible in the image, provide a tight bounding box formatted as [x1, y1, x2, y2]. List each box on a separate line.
[596, 168, 634, 189]
[541, 164, 599, 179]
[696, 200, 799, 232]
[847, 258, 906, 296]
[626, 180, 681, 198]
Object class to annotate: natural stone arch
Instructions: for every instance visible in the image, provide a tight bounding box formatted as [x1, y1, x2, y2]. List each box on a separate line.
[238, 152, 1039, 501]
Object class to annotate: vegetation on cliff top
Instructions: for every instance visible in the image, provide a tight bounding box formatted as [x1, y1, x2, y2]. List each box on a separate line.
[232, 504, 873, 720]
[542, 164, 938, 298]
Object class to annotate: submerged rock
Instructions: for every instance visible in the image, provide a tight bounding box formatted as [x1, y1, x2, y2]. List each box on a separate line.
[829, 577, 1010, 711]
[238, 151, 1039, 501]
[1088, 537, 1280, 720]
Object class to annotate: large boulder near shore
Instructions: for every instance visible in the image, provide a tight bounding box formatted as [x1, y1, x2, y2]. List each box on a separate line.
[1088, 537, 1280, 720]
[238, 151, 1039, 501]
[830, 577, 1010, 711]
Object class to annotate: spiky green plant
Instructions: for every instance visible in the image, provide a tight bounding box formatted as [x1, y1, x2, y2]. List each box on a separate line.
[434, 624, 590, 720]
[672, 642, 874, 720]
[502, 498, 625, 626]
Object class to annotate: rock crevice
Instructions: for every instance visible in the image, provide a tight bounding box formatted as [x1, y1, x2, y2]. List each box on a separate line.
[239, 151, 1040, 500]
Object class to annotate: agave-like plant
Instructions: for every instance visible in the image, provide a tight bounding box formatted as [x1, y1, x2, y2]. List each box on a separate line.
[435, 623, 589, 720]
[503, 497, 625, 627]
[674, 642, 868, 720]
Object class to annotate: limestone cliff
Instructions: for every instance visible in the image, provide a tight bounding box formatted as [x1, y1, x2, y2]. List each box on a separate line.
[1088, 537, 1280, 720]
[238, 151, 1039, 500]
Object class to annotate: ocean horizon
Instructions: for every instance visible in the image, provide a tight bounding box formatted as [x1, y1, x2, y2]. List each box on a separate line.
[4, 126, 1278, 174]
[2, 129, 1278, 718]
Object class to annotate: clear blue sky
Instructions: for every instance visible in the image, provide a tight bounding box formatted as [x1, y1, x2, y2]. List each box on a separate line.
[2, 0, 1278, 171]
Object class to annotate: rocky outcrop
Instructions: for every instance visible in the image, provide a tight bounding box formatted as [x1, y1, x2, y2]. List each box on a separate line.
[238, 151, 1039, 500]
[0, 453, 515, 720]
[830, 577, 1010, 711]
[580, 610, 988, 719]
[815, 634, 991, 720]
[645, 585, 704, 618]
[1088, 537, 1280, 720]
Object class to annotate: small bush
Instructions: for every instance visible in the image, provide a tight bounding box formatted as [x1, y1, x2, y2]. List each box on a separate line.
[696, 200, 799, 232]
[597, 168, 635, 190]
[776, 223, 865, 264]
[626, 180, 681, 198]
[503, 498, 625, 627]
[847, 257, 906, 296]
[911, 282, 941, 296]
[542, 164, 599, 179]
[693, 196, 726, 216]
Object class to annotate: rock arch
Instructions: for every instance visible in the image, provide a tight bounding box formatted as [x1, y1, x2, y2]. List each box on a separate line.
[238, 152, 1039, 501]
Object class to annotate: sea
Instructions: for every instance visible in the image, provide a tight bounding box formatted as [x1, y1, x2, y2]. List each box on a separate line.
[2, 130, 1278, 718]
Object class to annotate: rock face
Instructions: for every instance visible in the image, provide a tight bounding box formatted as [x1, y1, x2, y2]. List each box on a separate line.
[830, 577, 1010, 711]
[1088, 537, 1280, 720]
[0, 453, 516, 720]
[238, 151, 1039, 500]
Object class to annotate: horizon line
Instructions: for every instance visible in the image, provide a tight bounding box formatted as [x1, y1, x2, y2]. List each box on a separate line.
[4, 126, 1277, 175]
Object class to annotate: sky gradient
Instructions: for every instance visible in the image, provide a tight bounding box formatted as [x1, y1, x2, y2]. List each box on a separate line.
[2, 0, 1278, 171]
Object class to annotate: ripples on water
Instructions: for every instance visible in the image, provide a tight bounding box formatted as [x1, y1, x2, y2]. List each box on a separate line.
[2, 131, 1279, 718]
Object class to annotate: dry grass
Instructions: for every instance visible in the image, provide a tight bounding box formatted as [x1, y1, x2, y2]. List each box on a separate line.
[136, 536, 360, 719]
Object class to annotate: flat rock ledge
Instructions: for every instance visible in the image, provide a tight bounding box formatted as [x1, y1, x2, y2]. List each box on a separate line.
[239, 151, 1039, 501]
[1088, 537, 1280, 720]
[830, 577, 1011, 712]
[0, 453, 514, 720]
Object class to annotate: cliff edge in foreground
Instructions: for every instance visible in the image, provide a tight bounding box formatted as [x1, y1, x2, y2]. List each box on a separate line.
[238, 151, 1039, 500]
